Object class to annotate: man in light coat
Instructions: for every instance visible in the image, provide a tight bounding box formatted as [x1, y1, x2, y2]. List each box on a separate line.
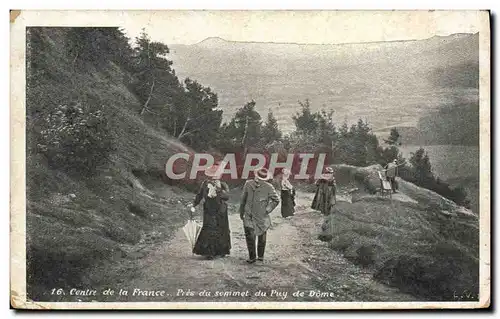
[239, 168, 280, 264]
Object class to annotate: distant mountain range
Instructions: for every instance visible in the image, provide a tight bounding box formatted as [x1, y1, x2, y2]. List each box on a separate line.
[168, 33, 479, 145]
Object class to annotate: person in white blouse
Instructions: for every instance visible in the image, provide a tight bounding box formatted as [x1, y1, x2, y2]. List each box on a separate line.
[274, 168, 296, 218]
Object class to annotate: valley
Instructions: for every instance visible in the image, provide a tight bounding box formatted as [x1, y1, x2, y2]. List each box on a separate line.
[168, 33, 479, 135]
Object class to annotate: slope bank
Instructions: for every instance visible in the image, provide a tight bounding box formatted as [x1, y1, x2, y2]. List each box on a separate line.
[318, 164, 479, 301]
[26, 28, 197, 301]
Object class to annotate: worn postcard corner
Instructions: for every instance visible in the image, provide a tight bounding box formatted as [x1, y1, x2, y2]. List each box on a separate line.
[10, 10, 21, 24]
[10, 10, 490, 310]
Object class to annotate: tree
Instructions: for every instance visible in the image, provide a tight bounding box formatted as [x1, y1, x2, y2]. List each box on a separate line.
[127, 31, 222, 150]
[219, 100, 263, 153]
[449, 186, 470, 208]
[384, 128, 401, 146]
[403, 148, 470, 207]
[131, 30, 181, 116]
[66, 27, 133, 68]
[173, 78, 222, 149]
[261, 109, 282, 145]
[292, 99, 319, 135]
[379, 145, 399, 165]
[333, 119, 379, 166]
[289, 100, 340, 162]
[349, 119, 372, 166]
[409, 148, 434, 186]
[316, 109, 336, 145]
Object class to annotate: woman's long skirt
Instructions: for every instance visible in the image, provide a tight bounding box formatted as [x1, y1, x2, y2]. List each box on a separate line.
[281, 190, 295, 218]
[311, 184, 336, 216]
[193, 199, 231, 257]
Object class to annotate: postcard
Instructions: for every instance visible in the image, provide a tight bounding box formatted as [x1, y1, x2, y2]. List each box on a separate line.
[10, 10, 490, 310]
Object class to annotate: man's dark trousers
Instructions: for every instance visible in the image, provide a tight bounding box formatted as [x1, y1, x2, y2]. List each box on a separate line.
[387, 176, 398, 192]
[244, 227, 266, 260]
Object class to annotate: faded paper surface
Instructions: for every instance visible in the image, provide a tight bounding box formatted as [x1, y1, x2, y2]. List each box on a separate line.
[10, 10, 490, 310]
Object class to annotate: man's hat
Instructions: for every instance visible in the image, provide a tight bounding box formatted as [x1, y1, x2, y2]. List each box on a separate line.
[325, 166, 334, 173]
[254, 168, 271, 181]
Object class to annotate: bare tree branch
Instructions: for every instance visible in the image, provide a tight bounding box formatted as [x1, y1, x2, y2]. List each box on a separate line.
[176, 113, 217, 140]
[144, 107, 159, 115]
[177, 116, 191, 139]
[177, 127, 200, 139]
[72, 51, 79, 66]
[139, 78, 155, 115]
[242, 115, 249, 157]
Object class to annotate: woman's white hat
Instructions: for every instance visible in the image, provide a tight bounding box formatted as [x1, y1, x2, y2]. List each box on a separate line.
[204, 165, 221, 178]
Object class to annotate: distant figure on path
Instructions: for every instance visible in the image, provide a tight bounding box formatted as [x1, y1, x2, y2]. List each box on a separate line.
[311, 167, 337, 215]
[274, 168, 296, 218]
[239, 168, 280, 264]
[385, 159, 399, 193]
[191, 165, 231, 259]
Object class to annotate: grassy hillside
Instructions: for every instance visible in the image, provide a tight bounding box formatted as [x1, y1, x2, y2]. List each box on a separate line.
[318, 164, 479, 301]
[26, 28, 198, 301]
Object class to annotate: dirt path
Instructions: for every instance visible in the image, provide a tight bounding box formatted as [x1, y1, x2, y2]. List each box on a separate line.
[92, 190, 415, 303]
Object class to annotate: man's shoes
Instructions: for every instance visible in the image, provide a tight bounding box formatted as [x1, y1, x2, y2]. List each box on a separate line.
[246, 258, 256, 264]
[257, 257, 264, 262]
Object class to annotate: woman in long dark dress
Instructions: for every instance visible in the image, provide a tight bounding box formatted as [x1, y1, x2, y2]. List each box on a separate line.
[275, 168, 295, 218]
[192, 165, 231, 259]
[311, 167, 336, 216]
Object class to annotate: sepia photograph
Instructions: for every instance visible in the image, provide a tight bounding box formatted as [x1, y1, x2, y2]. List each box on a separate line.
[10, 10, 490, 309]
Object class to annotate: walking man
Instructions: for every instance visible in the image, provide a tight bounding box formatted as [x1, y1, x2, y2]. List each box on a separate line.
[385, 159, 399, 193]
[239, 168, 280, 264]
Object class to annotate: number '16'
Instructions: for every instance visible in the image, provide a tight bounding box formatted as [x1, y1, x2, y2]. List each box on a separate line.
[51, 288, 65, 295]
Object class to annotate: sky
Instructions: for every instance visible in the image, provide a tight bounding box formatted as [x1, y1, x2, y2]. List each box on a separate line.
[16, 10, 484, 45]
[117, 10, 483, 45]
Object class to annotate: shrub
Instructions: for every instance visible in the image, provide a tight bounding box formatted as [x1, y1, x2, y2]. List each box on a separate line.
[37, 103, 114, 174]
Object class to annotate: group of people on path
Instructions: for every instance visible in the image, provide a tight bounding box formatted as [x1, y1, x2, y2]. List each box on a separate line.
[189, 165, 339, 264]
[189, 158, 399, 263]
